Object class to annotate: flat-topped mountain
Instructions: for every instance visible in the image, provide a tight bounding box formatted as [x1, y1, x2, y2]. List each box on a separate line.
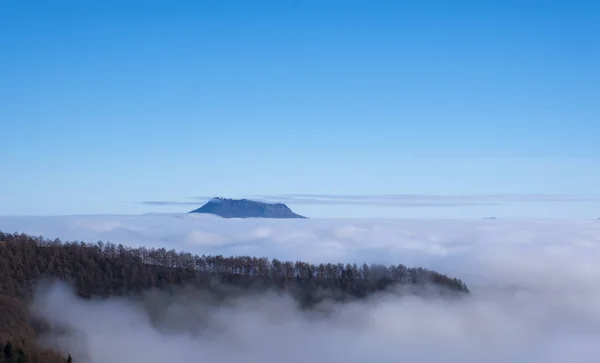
[189, 197, 307, 219]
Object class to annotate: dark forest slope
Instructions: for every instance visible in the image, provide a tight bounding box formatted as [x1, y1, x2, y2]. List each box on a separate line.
[0, 231, 468, 363]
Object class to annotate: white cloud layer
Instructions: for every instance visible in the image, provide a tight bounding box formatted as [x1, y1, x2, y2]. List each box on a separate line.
[143, 193, 600, 208]
[3, 214, 600, 362]
[249, 193, 600, 206]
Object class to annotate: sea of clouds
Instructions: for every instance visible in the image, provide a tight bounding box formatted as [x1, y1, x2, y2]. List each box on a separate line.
[2, 214, 600, 362]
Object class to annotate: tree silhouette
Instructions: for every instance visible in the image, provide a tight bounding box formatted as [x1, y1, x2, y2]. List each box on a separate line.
[3, 340, 13, 360]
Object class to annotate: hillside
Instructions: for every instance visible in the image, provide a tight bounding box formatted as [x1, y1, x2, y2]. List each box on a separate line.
[189, 197, 307, 218]
[0, 231, 468, 363]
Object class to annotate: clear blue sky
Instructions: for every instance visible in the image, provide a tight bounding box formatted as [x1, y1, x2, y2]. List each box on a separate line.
[1, 0, 599, 218]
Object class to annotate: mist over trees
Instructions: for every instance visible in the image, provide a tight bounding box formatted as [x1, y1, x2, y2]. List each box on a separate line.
[0, 231, 468, 363]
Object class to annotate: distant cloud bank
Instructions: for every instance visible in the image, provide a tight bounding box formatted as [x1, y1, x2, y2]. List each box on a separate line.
[140, 193, 600, 208]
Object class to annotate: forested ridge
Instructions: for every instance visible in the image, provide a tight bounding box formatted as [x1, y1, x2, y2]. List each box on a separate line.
[0, 231, 468, 363]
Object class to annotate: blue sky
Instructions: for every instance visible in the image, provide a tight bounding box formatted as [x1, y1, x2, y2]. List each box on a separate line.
[1, 0, 599, 218]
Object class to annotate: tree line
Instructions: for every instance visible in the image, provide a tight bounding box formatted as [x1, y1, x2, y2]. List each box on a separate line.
[0, 340, 71, 363]
[0, 231, 468, 363]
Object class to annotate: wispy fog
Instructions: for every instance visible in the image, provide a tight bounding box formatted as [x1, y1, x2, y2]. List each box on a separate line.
[2, 214, 600, 362]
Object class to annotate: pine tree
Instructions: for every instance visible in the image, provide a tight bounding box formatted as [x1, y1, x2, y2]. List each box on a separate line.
[3, 341, 13, 360]
[67, 354, 72, 363]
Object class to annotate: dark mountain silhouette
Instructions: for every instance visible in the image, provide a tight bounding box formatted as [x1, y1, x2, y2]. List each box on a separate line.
[189, 197, 307, 219]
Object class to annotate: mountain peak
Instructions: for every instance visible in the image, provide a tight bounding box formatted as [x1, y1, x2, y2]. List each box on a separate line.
[189, 197, 307, 219]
